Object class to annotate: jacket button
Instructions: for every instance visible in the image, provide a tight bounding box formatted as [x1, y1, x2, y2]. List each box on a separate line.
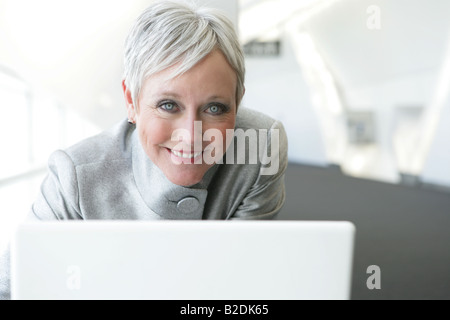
[177, 197, 200, 214]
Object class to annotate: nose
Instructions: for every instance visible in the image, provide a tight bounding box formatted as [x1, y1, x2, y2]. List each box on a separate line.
[177, 112, 203, 149]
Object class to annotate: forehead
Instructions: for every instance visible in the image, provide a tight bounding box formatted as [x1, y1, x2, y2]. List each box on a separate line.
[141, 51, 237, 101]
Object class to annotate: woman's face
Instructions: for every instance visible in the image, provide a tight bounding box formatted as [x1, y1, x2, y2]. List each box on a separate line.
[124, 50, 238, 186]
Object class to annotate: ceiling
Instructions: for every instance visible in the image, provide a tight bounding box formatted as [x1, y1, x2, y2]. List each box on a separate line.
[1, 0, 450, 130]
[303, 0, 450, 89]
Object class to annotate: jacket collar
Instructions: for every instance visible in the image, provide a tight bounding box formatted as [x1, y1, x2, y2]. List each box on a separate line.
[131, 129, 217, 219]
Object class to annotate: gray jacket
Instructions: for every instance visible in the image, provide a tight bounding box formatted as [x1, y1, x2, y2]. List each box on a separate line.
[0, 107, 288, 299]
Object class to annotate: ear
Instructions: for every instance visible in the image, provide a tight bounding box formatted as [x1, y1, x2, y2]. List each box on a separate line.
[122, 80, 137, 123]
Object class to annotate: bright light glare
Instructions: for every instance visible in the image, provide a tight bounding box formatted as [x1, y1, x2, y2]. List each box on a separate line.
[0, 89, 30, 178]
[289, 31, 346, 164]
[239, 0, 326, 43]
[293, 32, 343, 115]
[411, 36, 450, 174]
[2, 0, 126, 70]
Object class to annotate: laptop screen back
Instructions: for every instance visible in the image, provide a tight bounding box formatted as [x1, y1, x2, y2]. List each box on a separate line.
[11, 220, 355, 300]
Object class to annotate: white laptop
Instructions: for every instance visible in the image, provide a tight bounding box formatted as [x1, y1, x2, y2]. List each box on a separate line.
[11, 220, 355, 300]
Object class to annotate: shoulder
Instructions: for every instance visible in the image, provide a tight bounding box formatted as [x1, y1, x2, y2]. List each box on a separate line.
[235, 107, 288, 154]
[62, 119, 134, 166]
[236, 107, 281, 130]
[41, 120, 135, 217]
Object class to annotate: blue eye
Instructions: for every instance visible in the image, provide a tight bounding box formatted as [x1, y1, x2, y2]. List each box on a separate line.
[209, 105, 220, 113]
[207, 104, 228, 115]
[162, 103, 174, 110]
[159, 102, 178, 113]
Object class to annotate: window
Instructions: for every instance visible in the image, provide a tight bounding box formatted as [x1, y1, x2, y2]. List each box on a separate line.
[0, 66, 100, 251]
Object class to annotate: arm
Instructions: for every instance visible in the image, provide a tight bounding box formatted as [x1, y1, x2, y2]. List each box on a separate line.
[231, 120, 288, 220]
[30, 150, 82, 221]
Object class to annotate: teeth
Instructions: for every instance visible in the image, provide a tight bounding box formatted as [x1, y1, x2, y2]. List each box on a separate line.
[171, 150, 202, 159]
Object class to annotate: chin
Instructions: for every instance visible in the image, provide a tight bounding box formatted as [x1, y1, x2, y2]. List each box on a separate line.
[164, 167, 206, 187]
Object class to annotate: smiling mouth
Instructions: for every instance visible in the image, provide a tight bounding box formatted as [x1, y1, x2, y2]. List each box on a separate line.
[169, 149, 203, 159]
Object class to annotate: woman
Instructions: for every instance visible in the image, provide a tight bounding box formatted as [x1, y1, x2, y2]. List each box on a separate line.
[0, 0, 287, 299]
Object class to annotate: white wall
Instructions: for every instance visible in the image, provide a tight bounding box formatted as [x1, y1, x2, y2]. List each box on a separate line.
[297, 0, 450, 184]
[243, 32, 328, 166]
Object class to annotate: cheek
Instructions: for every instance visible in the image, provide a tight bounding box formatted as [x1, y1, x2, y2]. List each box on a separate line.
[138, 118, 172, 150]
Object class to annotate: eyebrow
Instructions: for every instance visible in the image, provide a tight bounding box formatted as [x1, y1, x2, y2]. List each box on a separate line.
[158, 92, 232, 103]
[158, 92, 182, 100]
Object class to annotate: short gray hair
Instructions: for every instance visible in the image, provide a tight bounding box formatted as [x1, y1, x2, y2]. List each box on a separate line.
[123, 0, 245, 108]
